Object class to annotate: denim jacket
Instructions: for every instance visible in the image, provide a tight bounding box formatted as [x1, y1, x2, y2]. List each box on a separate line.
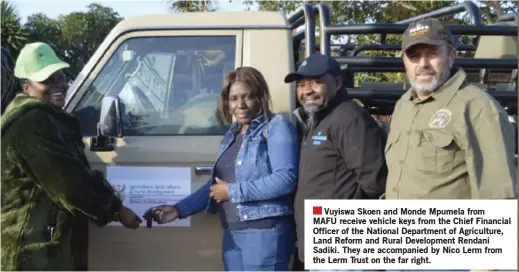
[174, 113, 300, 221]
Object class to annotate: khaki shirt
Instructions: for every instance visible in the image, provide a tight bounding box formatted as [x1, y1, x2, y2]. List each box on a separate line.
[384, 69, 517, 199]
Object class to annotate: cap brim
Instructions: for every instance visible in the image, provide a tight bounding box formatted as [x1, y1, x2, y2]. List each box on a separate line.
[284, 72, 326, 83]
[27, 62, 70, 82]
[403, 38, 445, 52]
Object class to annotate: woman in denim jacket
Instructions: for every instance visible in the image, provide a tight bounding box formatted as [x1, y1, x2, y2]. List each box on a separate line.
[146, 67, 300, 271]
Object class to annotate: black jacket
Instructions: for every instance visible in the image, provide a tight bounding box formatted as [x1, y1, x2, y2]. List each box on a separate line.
[293, 90, 387, 262]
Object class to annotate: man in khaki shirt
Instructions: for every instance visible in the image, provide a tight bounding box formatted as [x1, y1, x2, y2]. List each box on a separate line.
[385, 18, 517, 199]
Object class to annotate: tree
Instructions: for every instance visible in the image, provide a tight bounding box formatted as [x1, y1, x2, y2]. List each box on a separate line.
[24, 13, 63, 53]
[24, 4, 123, 82]
[479, 1, 517, 24]
[241, 0, 516, 46]
[59, 4, 123, 75]
[167, 0, 217, 12]
[244, 1, 462, 85]
[243, 0, 516, 24]
[1, 1, 28, 57]
[239, 0, 517, 86]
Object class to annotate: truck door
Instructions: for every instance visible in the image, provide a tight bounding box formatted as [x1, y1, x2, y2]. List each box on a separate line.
[68, 30, 243, 270]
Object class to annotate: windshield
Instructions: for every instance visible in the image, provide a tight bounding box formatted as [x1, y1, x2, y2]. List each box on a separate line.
[74, 35, 236, 136]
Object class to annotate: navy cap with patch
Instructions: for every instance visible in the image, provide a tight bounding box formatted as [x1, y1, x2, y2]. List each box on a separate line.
[284, 54, 342, 83]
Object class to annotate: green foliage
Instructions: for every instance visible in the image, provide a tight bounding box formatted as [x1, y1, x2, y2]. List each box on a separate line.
[2, 0, 515, 86]
[242, 0, 302, 13]
[24, 14, 63, 52]
[245, 0, 517, 25]
[168, 0, 217, 12]
[239, 0, 517, 86]
[1, 1, 28, 57]
[479, 1, 518, 24]
[247, 1, 458, 84]
[22, 4, 123, 82]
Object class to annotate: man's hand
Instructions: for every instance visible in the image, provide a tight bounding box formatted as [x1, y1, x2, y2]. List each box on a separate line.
[144, 205, 179, 224]
[209, 177, 229, 203]
[117, 206, 142, 229]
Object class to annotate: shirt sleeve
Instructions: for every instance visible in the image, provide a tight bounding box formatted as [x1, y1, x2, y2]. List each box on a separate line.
[14, 109, 122, 226]
[464, 103, 517, 199]
[337, 110, 388, 199]
[174, 178, 211, 219]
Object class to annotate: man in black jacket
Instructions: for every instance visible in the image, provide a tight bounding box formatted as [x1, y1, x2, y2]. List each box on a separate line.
[285, 54, 387, 269]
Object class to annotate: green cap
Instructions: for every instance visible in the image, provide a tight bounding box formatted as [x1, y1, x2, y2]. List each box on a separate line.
[14, 42, 70, 82]
[402, 18, 454, 52]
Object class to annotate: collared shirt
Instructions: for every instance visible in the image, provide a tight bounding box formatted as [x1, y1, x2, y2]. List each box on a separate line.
[385, 68, 517, 199]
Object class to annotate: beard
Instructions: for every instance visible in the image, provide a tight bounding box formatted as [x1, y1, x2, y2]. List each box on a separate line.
[301, 95, 325, 115]
[303, 104, 320, 115]
[409, 65, 451, 94]
[302, 104, 319, 128]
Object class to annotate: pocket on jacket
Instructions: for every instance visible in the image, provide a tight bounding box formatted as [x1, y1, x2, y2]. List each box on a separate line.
[246, 136, 269, 166]
[414, 129, 457, 173]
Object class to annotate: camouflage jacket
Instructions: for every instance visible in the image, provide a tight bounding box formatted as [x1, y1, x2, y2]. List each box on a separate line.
[1, 93, 122, 271]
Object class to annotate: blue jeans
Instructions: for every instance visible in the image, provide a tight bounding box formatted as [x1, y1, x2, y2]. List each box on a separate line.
[222, 219, 295, 271]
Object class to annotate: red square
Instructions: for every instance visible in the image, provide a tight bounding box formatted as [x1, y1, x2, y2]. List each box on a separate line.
[313, 206, 323, 215]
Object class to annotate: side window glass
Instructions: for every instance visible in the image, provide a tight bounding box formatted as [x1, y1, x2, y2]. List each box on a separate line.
[73, 36, 236, 136]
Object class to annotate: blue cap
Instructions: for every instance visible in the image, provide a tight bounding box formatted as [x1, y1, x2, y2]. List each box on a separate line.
[284, 54, 342, 83]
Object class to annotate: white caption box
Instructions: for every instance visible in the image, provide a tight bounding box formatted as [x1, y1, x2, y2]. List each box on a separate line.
[304, 199, 518, 270]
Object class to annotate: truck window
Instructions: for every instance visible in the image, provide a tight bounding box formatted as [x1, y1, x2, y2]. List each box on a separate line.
[74, 36, 236, 136]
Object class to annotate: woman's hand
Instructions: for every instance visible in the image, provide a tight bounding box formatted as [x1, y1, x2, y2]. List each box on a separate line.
[209, 177, 229, 203]
[143, 205, 179, 224]
[117, 206, 143, 229]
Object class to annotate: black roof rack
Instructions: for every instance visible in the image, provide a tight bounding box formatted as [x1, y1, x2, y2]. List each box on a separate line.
[394, 1, 481, 25]
[496, 13, 518, 23]
[288, 1, 517, 116]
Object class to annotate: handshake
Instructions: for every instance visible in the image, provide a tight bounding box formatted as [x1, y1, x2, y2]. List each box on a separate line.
[114, 205, 180, 229]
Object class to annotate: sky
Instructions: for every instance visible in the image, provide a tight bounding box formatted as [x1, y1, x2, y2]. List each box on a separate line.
[14, 0, 256, 24]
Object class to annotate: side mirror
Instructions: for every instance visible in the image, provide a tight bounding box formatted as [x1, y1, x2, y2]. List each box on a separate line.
[98, 96, 123, 137]
[90, 96, 123, 152]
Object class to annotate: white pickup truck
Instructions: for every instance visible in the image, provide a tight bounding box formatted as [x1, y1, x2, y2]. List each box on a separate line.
[64, 2, 517, 270]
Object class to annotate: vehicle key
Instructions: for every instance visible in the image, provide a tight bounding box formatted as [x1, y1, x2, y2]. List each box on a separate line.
[147, 214, 153, 228]
[144, 209, 153, 228]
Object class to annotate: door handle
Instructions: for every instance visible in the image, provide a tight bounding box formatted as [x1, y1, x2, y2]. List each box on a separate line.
[195, 166, 213, 175]
[90, 135, 116, 152]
